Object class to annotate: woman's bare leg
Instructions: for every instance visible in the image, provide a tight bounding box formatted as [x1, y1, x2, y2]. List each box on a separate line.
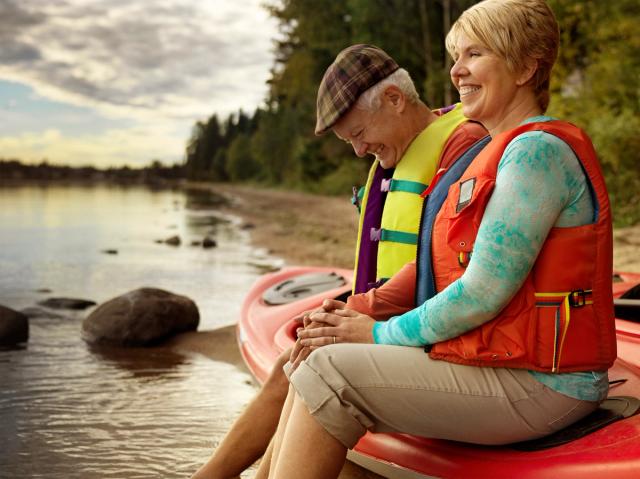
[254, 384, 297, 478]
[271, 393, 347, 479]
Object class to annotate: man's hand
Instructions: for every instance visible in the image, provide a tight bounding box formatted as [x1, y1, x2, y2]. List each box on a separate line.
[291, 299, 347, 327]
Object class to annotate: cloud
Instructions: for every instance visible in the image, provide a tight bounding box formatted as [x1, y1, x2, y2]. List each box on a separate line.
[0, 0, 278, 120]
[0, 123, 186, 167]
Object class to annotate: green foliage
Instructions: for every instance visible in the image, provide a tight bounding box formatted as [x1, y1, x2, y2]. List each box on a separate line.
[314, 157, 370, 196]
[226, 134, 260, 182]
[251, 108, 301, 184]
[548, 0, 640, 225]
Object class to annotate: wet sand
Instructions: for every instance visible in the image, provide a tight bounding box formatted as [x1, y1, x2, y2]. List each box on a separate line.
[170, 183, 640, 478]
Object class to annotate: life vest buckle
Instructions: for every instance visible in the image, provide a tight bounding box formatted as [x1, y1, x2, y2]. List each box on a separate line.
[351, 185, 362, 211]
[569, 289, 592, 308]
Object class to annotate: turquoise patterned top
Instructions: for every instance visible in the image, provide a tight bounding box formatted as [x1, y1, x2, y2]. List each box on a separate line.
[372, 116, 608, 401]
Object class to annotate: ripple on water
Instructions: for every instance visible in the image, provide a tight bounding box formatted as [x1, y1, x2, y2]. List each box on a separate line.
[0, 319, 258, 478]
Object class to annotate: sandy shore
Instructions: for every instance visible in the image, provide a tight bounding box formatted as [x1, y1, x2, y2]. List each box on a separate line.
[205, 182, 640, 273]
[170, 183, 639, 478]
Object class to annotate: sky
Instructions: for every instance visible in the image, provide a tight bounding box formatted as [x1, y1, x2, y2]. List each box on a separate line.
[0, 0, 279, 168]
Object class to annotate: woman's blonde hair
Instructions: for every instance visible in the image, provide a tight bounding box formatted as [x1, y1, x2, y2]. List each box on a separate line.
[445, 0, 559, 112]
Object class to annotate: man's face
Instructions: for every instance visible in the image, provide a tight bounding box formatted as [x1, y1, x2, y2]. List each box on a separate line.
[332, 91, 408, 169]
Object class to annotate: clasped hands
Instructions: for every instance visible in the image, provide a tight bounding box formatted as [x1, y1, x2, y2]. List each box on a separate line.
[289, 299, 375, 371]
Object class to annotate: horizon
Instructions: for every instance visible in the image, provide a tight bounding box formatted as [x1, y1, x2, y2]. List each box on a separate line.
[0, 0, 278, 169]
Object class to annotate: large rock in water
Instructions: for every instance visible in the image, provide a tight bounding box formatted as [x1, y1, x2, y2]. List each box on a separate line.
[82, 288, 199, 346]
[0, 304, 29, 346]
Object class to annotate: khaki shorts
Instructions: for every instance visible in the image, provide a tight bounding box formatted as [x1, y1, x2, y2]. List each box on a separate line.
[286, 344, 599, 448]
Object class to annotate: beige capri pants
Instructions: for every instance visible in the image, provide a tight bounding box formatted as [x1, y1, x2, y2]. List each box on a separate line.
[286, 343, 599, 448]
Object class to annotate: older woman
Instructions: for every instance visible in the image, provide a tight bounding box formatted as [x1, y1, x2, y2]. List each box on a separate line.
[258, 1, 616, 477]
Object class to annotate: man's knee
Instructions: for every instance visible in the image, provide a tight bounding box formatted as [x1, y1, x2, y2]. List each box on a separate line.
[262, 349, 291, 394]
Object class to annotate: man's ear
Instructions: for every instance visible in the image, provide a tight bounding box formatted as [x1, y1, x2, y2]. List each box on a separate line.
[517, 58, 538, 86]
[382, 85, 406, 113]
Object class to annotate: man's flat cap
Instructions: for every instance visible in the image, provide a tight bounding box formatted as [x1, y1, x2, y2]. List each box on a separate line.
[315, 44, 399, 135]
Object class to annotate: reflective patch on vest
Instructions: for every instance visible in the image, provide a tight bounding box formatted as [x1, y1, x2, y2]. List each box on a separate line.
[456, 177, 476, 213]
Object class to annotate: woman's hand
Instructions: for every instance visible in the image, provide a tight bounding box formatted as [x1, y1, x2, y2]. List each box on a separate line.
[289, 308, 376, 371]
[289, 299, 347, 366]
[298, 308, 376, 347]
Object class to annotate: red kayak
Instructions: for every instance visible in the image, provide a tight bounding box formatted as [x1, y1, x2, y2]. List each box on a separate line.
[237, 267, 640, 479]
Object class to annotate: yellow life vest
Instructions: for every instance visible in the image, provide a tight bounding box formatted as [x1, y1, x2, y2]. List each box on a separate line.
[353, 103, 466, 292]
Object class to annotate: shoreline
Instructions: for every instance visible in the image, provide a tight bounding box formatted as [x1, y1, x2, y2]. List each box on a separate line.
[190, 182, 640, 273]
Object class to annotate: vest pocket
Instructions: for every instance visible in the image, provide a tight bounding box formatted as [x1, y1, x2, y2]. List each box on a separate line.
[443, 175, 495, 254]
[533, 292, 595, 372]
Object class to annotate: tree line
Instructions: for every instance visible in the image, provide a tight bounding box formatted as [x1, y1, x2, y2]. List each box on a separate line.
[184, 0, 639, 226]
[0, 159, 184, 183]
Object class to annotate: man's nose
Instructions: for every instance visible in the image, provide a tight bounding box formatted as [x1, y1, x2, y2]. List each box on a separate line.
[352, 140, 369, 157]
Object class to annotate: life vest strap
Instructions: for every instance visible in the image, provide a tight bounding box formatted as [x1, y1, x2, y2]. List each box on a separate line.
[370, 227, 418, 245]
[381, 178, 428, 195]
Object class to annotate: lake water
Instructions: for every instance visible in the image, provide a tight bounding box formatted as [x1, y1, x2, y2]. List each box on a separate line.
[0, 184, 281, 478]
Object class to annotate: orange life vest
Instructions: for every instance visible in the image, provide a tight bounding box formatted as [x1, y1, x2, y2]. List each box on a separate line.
[428, 121, 616, 373]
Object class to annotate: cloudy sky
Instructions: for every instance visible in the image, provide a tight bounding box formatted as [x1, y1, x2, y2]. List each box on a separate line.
[0, 0, 278, 168]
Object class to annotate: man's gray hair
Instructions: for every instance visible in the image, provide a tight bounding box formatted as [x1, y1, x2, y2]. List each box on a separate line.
[355, 68, 420, 111]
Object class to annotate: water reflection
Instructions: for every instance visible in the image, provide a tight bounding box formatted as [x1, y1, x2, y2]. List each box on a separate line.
[183, 187, 229, 210]
[86, 343, 189, 379]
[0, 185, 276, 478]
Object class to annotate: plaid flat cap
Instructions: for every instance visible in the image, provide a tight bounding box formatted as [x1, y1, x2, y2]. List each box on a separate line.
[315, 44, 399, 135]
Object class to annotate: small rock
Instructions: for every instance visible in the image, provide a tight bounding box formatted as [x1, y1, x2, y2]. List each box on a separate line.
[0, 304, 29, 345]
[191, 240, 202, 246]
[82, 287, 199, 346]
[240, 222, 255, 230]
[164, 235, 181, 246]
[202, 236, 217, 248]
[38, 297, 97, 310]
[102, 249, 118, 255]
[35, 288, 52, 293]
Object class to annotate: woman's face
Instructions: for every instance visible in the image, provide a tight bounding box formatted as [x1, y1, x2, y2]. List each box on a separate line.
[450, 34, 524, 132]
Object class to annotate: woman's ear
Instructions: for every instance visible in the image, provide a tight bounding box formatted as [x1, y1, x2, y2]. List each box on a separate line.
[382, 85, 406, 113]
[517, 58, 538, 86]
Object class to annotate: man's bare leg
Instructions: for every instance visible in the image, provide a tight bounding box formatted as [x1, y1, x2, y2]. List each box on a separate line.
[191, 351, 291, 479]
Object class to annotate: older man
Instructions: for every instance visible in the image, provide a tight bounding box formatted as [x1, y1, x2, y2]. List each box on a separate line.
[192, 44, 486, 479]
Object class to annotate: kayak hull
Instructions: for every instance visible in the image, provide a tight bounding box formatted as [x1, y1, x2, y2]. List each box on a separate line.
[237, 267, 640, 479]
